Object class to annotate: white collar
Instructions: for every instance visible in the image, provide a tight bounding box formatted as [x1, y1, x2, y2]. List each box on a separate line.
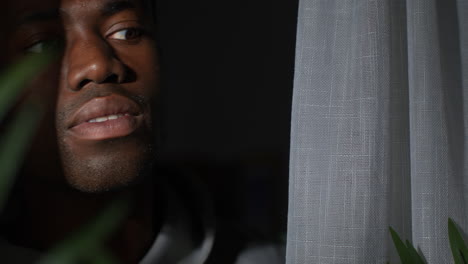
[140, 184, 215, 264]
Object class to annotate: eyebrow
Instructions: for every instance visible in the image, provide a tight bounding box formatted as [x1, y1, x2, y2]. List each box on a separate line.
[17, 9, 60, 26]
[101, 0, 137, 17]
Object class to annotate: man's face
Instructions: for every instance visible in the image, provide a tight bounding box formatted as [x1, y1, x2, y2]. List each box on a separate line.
[6, 0, 159, 192]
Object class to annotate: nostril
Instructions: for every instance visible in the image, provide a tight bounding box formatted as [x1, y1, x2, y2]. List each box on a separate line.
[102, 74, 119, 84]
[77, 73, 119, 89]
[79, 79, 91, 88]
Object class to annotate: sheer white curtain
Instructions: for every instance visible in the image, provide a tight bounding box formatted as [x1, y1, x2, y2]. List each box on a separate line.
[286, 0, 468, 263]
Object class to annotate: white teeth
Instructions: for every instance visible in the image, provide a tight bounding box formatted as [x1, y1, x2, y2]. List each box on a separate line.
[96, 117, 108, 123]
[88, 114, 127, 123]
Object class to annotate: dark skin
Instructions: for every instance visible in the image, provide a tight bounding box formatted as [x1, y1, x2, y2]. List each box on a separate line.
[3, 0, 161, 263]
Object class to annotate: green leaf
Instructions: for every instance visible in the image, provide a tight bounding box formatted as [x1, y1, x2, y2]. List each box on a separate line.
[389, 227, 413, 264]
[405, 240, 426, 264]
[0, 102, 42, 210]
[448, 218, 468, 264]
[36, 198, 129, 264]
[0, 51, 55, 120]
[88, 247, 119, 264]
[0, 52, 54, 210]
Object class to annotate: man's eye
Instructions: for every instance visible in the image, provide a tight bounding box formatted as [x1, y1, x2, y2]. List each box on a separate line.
[108, 28, 142, 41]
[26, 41, 47, 53]
[25, 39, 63, 54]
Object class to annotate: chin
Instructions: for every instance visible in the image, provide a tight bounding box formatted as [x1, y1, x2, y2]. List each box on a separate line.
[60, 138, 154, 193]
[65, 159, 141, 193]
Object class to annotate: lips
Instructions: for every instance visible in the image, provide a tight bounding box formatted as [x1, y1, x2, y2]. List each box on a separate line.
[68, 95, 144, 140]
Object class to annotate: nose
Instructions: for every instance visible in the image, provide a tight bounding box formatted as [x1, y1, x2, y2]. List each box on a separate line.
[66, 36, 127, 90]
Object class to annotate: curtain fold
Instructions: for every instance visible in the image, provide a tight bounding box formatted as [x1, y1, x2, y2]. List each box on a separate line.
[286, 0, 468, 263]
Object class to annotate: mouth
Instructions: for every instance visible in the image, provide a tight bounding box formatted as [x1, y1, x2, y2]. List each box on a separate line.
[68, 95, 144, 141]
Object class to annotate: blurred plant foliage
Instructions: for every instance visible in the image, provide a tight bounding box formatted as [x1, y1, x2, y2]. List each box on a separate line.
[0, 52, 52, 209]
[0, 52, 128, 263]
[390, 218, 468, 264]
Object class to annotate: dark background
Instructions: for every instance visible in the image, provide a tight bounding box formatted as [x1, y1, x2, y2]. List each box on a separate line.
[155, 0, 298, 256]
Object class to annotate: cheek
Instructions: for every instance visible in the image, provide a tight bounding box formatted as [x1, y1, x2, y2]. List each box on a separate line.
[117, 42, 160, 93]
[29, 62, 61, 129]
[31, 62, 61, 105]
[120, 44, 160, 131]
[21, 62, 62, 179]
[0, 40, 8, 69]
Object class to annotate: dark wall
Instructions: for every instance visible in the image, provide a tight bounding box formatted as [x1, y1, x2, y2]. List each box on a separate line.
[156, 0, 298, 247]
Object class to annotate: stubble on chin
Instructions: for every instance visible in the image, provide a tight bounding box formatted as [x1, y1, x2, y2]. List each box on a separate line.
[59, 140, 154, 193]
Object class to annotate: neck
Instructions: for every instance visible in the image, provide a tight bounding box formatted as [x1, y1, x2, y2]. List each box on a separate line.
[9, 175, 161, 264]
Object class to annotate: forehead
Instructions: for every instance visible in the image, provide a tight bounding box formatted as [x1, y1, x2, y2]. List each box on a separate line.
[6, 0, 59, 27]
[7, 0, 60, 15]
[60, 0, 140, 20]
[8, 0, 141, 25]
